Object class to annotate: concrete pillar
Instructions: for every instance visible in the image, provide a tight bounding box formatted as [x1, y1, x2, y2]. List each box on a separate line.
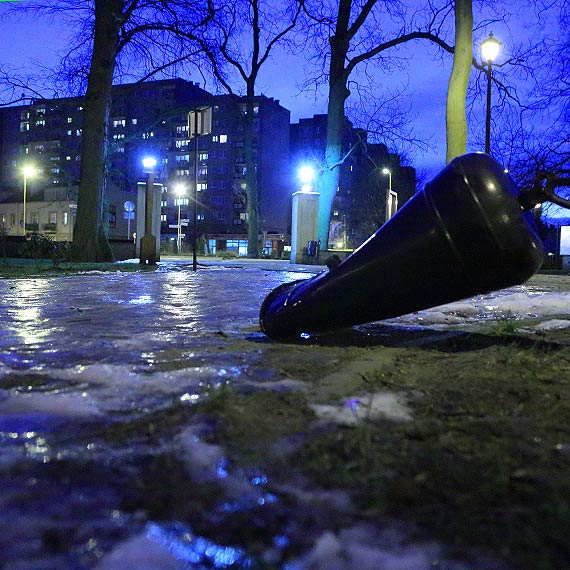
[291, 190, 319, 264]
[136, 181, 162, 262]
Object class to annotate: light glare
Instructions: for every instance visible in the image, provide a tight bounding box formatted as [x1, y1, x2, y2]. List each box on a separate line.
[142, 157, 157, 170]
[481, 32, 501, 62]
[298, 165, 315, 184]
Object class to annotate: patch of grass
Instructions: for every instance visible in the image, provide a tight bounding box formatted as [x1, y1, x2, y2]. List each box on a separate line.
[0, 373, 83, 392]
[0, 258, 157, 278]
[195, 387, 315, 464]
[291, 341, 570, 570]
[93, 400, 196, 446]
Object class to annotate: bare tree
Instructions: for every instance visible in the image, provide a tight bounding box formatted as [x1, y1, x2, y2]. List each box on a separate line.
[2, 0, 210, 261]
[303, 0, 455, 249]
[176, 0, 304, 257]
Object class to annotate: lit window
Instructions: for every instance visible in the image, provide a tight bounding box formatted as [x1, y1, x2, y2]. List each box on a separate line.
[197, 213, 205, 220]
[198, 152, 208, 161]
[63, 212, 69, 225]
[132, 118, 138, 125]
[220, 134, 227, 143]
[197, 183, 207, 191]
[67, 117, 73, 123]
[49, 212, 57, 224]
[67, 130, 73, 136]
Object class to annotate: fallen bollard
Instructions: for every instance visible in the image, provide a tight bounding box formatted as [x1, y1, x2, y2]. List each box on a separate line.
[260, 153, 545, 340]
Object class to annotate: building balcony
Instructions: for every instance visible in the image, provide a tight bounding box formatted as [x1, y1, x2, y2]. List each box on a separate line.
[43, 223, 57, 232]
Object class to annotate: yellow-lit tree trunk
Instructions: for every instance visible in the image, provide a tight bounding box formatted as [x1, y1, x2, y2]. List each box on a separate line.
[446, 0, 472, 163]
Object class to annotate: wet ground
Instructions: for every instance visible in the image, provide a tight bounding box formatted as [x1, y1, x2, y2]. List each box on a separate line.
[1, 259, 569, 570]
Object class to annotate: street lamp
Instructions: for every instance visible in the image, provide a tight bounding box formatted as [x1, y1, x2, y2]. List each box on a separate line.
[481, 32, 501, 155]
[382, 167, 398, 222]
[22, 165, 35, 236]
[299, 165, 315, 193]
[174, 183, 186, 254]
[140, 157, 158, 265]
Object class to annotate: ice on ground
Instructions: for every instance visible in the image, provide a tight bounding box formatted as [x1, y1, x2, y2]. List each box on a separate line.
[285, 524, 479, 570]
[391, 288, 570, 327]
[0, 391, 102, 419]
[94, 532, 187, 570]
[176, 424, 227, 482]
[310, 392, 413, 426]
[525, 318, 570, 332]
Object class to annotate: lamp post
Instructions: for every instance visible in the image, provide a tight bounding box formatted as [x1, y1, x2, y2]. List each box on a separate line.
[140, 157, 157, 265]
[382, 167, 395, 222]
[174, 184, 186, 254]
[22, 165, 35, 236]
[481, 32, 501, 155]
[291, 164, 319, 264]
[189, 106, 212, 271]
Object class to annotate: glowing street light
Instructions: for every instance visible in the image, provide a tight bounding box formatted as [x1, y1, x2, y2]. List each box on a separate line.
[142, 156, 157, 171]
[382, 167, 392, 192]
[299, 165, 315, 193]
[174, 183, 186, 254]
[481, 32, 501, 154]
[22, 165, 35, 236]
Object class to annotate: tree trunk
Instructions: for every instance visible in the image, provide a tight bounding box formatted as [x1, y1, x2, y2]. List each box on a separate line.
[318, 0, 352, 250]
[244, 82, 259, 257]
[73, 0, 122, 261]
[446, 0, 472, 163]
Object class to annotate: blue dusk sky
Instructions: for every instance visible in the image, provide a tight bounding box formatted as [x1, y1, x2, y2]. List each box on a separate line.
[0, 2, 561, 180]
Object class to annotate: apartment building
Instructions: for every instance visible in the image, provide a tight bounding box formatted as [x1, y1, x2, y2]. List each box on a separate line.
[0, 79, 291, 254]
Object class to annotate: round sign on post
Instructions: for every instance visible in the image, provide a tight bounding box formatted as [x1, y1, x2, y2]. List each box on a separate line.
[124, 201, 135, 239]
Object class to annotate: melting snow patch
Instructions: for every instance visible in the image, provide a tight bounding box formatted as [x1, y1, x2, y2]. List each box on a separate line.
[176, 425, 227, 482]
[285, 524, 466, 570]
[94, 532, 187, 570]
[392, 289, 570, 328]
[0, 391, 102, 419]
[310, 392, 412, 426]
[525, 319, 570, 332]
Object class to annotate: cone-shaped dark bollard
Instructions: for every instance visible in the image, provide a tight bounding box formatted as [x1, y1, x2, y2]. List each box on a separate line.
[260, 153, 544, 339]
